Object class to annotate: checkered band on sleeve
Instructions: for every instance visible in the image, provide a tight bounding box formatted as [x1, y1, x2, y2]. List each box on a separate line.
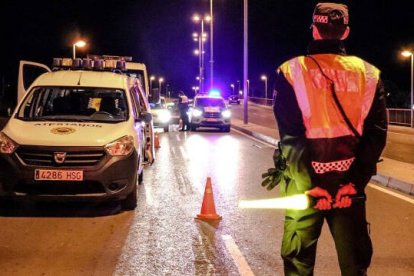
[311, 157, 355, 174]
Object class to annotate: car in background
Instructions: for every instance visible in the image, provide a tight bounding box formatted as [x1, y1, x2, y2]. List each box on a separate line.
[166, 100, 180, 125]
[189, 94, 231, 132]
[228, 94, 240, 105]
[150, 96, 172, 132]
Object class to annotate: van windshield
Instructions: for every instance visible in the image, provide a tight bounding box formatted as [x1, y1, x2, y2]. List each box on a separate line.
[17, 87, 128, 123]
[195, 98, 225, 108]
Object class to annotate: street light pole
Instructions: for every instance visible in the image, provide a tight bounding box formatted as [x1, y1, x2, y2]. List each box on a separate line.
[210, 0, 214, 89]
[72, 40, 86, 59]
[193, 32, 202, 93]
[201, 19, 205, 94]
[261, 75, 268, 104]
[243, 0, 248, 124]
[150, 75, 155, 95]
[193, 15, 210, 94]
[166, 83, 170, 99]
[402, 50, 414, 128]
[158, 77, 164, 97]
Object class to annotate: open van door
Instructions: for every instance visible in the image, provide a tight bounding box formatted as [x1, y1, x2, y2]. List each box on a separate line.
[125, 62, 150, 98]
[18, 61, 51, 103]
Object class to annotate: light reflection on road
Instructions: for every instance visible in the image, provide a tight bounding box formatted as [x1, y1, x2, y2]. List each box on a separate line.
[213, 135, 240, 195]
[185, 133, 240, 196]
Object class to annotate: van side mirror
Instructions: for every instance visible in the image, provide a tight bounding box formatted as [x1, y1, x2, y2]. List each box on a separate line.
[137, 112, 152, 123]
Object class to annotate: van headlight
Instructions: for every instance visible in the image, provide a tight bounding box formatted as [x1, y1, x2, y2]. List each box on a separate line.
[105, 135, 134, 156]
[158, 110, 171, 123]
[192, 109, 203, 117]
[0, 132, 18, 154]
[222, 110, 231, 118]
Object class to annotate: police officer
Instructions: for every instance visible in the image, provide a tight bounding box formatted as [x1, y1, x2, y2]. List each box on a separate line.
[273, 3, 387, 275]
[178, 95, 190, 131]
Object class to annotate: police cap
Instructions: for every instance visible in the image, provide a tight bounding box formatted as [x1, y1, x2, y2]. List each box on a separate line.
[313, 2, 349, 26]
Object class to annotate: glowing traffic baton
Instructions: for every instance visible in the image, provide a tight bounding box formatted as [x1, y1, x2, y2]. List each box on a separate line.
[238, 194, 366, 210]
[238, 194, 309, 210]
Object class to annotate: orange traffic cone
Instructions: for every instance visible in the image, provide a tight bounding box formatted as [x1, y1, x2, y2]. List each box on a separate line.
[154, 131, 160, 149]
[196, 177, 222, 221]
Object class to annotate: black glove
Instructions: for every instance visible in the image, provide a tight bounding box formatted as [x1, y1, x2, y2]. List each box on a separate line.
[261, 142, 288, 191]
[261, 168, 283, 190]
[273, 142, 287, 170]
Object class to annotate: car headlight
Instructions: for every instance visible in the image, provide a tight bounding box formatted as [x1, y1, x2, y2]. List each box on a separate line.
[105, 135, 135, 156]
[222, 110, 231, 118]
[158, 110, 171, 123]
[192, 109, 203, 117]
[0, 132, 18, 154]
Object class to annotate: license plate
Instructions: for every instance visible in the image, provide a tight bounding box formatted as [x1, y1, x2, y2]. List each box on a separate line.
[206, 118, 218, 122]
[34, 169, 84, 181]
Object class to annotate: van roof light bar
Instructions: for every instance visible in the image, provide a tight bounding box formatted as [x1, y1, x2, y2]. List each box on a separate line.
[51, 55, 131, 72]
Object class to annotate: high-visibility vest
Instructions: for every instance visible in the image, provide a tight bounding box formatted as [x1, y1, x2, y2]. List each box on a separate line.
[278, 54, 380, 139]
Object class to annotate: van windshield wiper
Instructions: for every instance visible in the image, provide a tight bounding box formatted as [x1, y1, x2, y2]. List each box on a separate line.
[21, 117, 89, 122]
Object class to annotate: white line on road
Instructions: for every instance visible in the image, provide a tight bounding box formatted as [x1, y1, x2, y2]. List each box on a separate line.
[222, 234, 255, 276]
[179, 146, 189, 160]
[368, 183, 414, 204]
[144, 182, 154, 206]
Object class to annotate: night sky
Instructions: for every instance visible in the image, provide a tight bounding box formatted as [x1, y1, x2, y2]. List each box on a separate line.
[1, 0, 414, 105]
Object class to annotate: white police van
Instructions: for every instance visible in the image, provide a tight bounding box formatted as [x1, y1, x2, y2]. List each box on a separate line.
[0, 56, 155, 210]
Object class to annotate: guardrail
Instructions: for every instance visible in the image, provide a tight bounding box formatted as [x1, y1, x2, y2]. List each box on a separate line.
[387, 108, 412, 127]
[246, 98, 413, 127]
[248, 96, 273, 106]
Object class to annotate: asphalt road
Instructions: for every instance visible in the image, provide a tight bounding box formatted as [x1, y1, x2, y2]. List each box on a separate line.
[229, 102, 414, 164]
[0, 127, 413, 275]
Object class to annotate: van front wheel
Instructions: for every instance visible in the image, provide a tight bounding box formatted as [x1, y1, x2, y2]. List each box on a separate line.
[121, 175, 138, 210]
[138, 170, 143, 185]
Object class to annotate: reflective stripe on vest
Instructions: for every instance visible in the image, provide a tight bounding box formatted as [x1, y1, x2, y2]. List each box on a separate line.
[312, 157, 355, 174]
[278, 54, 380, 139]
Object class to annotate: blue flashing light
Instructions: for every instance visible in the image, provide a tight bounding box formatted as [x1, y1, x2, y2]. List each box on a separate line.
[208, 89, 221, 98]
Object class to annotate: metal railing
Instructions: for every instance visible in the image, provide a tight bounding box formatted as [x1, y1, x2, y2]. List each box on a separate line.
[248, 96, 273, 106]
[387, 108, 412, 126]
[246, 97, 413, 127]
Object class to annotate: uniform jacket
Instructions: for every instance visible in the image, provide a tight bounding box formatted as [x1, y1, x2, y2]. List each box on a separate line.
[273, 40, 387, 195]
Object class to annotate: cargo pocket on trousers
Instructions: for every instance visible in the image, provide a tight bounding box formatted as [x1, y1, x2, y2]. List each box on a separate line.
[281, 217, 302, 259]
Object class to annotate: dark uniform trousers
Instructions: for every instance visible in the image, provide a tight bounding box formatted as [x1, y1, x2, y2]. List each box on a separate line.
[281, 181, 372, 276]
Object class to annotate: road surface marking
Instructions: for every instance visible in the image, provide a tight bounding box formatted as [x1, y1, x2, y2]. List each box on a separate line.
[144, 182, 154, 206]
[232, 128, 276, 148]
[222, 234, 255, 276]
[368, 183, 414, 204]
[179, 146, 189, 160]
